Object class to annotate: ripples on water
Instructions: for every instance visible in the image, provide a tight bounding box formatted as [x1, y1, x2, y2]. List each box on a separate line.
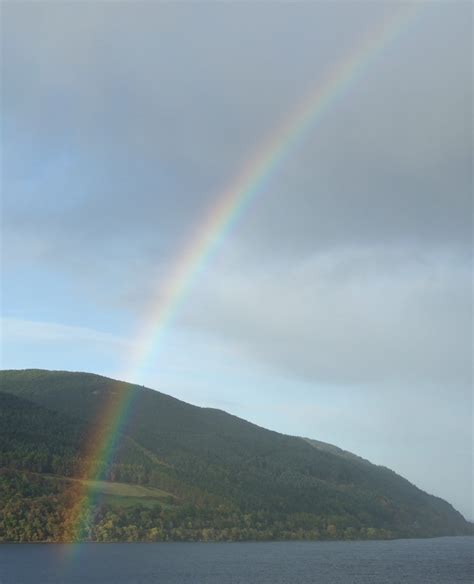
[0, 536, 472, 584]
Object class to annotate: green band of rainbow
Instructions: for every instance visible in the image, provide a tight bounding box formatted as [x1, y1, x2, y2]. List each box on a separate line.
[62, 2, 424, 548]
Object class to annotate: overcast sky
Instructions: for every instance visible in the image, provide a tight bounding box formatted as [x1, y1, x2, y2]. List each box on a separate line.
[1, 2, 472, 519]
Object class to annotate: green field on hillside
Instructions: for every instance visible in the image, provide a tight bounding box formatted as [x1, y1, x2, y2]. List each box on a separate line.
[44, 475, 175, 507]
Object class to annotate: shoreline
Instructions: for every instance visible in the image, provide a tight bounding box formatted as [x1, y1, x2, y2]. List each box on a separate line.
[1, 534, 472, 545]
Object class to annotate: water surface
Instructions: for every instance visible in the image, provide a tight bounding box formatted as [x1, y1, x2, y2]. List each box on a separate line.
[1, 536, 472, 584]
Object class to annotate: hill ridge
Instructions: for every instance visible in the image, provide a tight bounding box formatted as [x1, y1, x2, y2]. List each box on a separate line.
[0, 369, 471, 542]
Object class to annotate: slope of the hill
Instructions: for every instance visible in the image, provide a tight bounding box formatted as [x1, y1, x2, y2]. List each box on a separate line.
[0, 369, 470, 542]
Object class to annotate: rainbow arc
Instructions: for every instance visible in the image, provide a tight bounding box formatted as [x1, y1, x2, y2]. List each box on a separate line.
[64, 3, 424, 544]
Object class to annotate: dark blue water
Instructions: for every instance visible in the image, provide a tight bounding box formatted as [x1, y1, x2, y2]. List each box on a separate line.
[0, 537, 472, 584]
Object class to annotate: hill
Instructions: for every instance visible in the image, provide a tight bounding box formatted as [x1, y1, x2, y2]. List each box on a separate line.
[0, 369, 470, 542]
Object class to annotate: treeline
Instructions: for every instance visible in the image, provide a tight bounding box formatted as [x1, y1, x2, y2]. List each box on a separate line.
[1, 469, 397, 543]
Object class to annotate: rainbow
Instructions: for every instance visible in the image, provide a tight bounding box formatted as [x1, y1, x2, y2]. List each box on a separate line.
[64, 2, 424, 543]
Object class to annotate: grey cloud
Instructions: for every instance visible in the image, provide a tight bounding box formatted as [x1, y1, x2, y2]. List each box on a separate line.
[2, 1, 470, 377]
[3, 2, 471, 273]
[182, 246, 472, 392]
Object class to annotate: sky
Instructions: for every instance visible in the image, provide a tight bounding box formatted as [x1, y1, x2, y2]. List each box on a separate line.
[1, 2, 472, 519]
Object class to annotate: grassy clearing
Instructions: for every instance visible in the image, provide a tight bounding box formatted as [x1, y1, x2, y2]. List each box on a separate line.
[42, 474, 175, 505]
[78, 478, 171, 499]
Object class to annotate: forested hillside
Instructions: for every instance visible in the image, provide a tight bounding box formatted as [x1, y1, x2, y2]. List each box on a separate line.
[0, 369, 471, 542]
